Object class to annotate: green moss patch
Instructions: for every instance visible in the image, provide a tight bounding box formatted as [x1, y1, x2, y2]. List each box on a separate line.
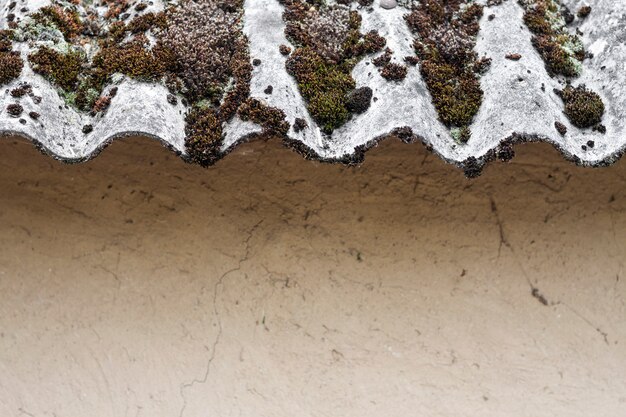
[520, 1, 605, 130]
[283, 0, 385, 133]
[286, 47, 355, 133]
[519, 0, 585, 78]
[405, 0, 488, 141]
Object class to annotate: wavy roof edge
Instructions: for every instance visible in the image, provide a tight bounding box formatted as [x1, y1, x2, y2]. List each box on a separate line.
[0, 0, 623, 177]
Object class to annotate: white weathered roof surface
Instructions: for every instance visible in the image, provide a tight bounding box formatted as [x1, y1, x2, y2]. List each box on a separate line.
[1, 0, 624, 173]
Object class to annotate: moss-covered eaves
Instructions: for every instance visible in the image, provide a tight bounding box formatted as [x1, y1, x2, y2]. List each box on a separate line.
[0, 0, 623, 177]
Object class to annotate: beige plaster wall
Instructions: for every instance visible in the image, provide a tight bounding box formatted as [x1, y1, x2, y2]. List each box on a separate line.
[0, 137, 625, 417]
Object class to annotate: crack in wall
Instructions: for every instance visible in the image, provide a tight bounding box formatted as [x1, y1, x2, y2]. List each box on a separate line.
[561, 302, 610, 346]
[489, 194, 611, 345]
[178, 219, 264, 417]
[490, 197, 511, 258]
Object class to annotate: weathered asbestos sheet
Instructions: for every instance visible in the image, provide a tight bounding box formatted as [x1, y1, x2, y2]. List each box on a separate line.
[0, 0, 624, 175]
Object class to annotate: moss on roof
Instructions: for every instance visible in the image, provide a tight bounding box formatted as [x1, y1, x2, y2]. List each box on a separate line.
[282, 0, 386, 133]
[519, 0, 605, 130]
[0, 0, 617, 171]
[405, 0, 489, 143]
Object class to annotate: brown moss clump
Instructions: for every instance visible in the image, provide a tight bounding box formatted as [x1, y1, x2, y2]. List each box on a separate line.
[91, 37, 175, 83]
[160, 0, 251, 164]
[380, 63, 408, 81]
[32, 5, 82, 39]
[577, 6, 591, 19]
[519, 0, 585, 78]
[283, 0, 385, 132]
[6, 103, 23, 117]
[556, 85, 604, 128]
[103, 0, 130, 19]
[0, 30, 22, 85]
[127, 12, 167, 34]
[238, 98, 290, 135]
[184, 106, 223, 167]
[372, 47, 407, 81]
[405, 1, 486, 134]
[29, 46, 83, 91]
[0, 29, 14, 51]
[279, 44, 292, 56]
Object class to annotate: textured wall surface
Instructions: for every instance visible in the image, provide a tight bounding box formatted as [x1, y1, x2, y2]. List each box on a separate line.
[0, 137, 625, 417]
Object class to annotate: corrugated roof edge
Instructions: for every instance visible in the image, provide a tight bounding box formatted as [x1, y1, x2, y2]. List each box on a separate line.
[4, 128, 626, 178]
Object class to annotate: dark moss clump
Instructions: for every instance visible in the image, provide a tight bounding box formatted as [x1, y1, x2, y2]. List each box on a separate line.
[391, 126, 415, 143]
[279, 44, 292, 56]
[555, 120, 567, 135]
[283, 0, 385, 132]
[372, 48, 408, 81]
[496, 140, 515, 162]
[238, 98, 290, 135]
[346, 86, 372, 114]
[380, 63, 407, 81]
[577, 6, 591, 19]
[6, 103, 23, 117]
[405, 1, 487, 136]
[556, 85, 604, 128]
[11, 83, 31, 97]
[293, 117, 307, 133]
[519, 0, 585, 78]
[184, 106, 223, 167]
[463, 156, 483, 178]
[0, 30, 23, 85]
